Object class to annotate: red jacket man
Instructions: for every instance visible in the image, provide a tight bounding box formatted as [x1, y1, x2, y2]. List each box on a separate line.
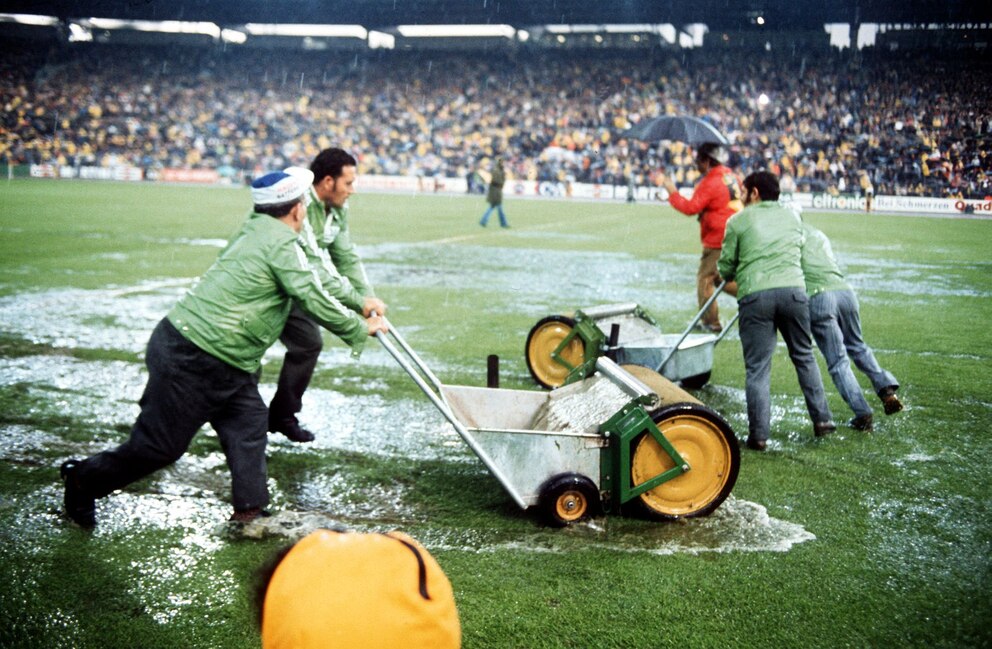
[659, 142, 741, 332]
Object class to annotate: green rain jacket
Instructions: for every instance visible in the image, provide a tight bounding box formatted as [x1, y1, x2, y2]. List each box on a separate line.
[718, 200, 807, 300]
[800, 223, 851, 296]
[298, 187, 373, 314]
[168, 212, 367, 373]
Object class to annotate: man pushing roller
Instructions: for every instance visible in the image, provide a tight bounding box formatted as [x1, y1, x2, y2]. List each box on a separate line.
[270, 148, 386, 443]
[60, 169, 387, 527]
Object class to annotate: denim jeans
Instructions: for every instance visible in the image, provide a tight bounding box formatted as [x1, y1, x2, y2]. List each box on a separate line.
[480, 204, 508, 227]
[809, 289, 898, 417]
[738, 287, 833, 441]
[74, 318, 270, 512]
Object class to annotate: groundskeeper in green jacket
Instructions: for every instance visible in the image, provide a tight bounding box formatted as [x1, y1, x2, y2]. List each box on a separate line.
[717, 200, 807, 299]
[298, 186, 374, 314]
[168, 212, 367, 373]
[800, 222, 851, 296]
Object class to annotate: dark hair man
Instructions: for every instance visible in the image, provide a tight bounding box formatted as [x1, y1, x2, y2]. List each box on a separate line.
[269, 148, 387, 443]
[658, 142, 741, 332]
[717, 170, 835, 451]
[60, 170, 387, 527]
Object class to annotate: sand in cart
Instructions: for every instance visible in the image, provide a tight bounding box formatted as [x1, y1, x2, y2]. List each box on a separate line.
[530, 376, 632, 434]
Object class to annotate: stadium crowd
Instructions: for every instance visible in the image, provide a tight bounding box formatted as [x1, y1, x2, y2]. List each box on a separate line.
[2, 41, 990, 198]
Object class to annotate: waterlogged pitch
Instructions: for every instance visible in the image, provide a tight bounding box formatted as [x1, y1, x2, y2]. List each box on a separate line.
[0, 180, 989, 648]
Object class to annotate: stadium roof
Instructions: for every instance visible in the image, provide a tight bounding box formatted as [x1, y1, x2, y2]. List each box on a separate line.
[5, 0, 992, 30]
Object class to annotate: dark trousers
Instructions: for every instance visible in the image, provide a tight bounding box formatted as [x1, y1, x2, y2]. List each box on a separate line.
[269, 304, 323, 423]
[74, 318, 270, 512]
[738, 287, 833, 441]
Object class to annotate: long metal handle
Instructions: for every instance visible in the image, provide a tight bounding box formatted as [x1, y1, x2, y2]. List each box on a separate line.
[372, 315, 528, 510]
[713, 311, 740, 347]
[659, 280, 728, 371]
[595, 356, 660, 410]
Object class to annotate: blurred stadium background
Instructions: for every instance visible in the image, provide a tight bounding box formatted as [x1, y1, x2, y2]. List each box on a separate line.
[2, 0, 991, 214]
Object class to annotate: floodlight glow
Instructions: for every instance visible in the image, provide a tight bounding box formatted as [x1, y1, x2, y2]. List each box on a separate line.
[545, 24, 664, 35]
[244, 23, 367, 39]
[758, 93, 771, 107]
[221, 28, 246, 44]
[825, 23, 851, 49]
[396, 24, 515, 38]
[85, 18, 222, 38]
[757, 16, 765, 25]
[0, 13, 59, 26]
[603, 24, 657, 33]
[368, 30, 395, 49]
[685, 23, 708, 47]
[68, 22, 93, 42]
[659, 24, 676, 44]
[516, 29, 530, 42]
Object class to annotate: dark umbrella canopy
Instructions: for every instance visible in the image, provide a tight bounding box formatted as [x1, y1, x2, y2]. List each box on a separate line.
[622, 115, 729, 145]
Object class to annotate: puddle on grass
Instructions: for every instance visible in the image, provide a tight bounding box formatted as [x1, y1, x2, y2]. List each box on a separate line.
[364, 243, 699, 314]
[217, 494, 815, 559]
[2, 351, 815, 559]
[0, 279, 189, 354]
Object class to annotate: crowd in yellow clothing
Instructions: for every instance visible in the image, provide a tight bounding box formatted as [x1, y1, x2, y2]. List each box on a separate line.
[2, 43, 989, 198]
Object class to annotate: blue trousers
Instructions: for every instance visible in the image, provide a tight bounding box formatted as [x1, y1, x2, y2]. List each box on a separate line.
[738, 287, 833, 442]
[809, 289, 898, 417]
[480, 204, 508, 227]
[73, 318, 270, 512]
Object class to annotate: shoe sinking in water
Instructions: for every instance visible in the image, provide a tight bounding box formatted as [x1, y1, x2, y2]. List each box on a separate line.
[814, 421, 837, 438]
[849, 413, 874, 431]
[744, 437, 767, 451]
[270, 417, 315, 443]
[60, 460, 96, 529]
[878, 387, 904, 415]
[229, 508, 271, 524]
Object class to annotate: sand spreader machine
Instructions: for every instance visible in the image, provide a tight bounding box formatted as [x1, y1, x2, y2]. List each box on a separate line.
[376, 315, 740, 526]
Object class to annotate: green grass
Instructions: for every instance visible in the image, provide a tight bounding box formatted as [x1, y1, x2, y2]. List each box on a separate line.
[1, 178, 990, 648]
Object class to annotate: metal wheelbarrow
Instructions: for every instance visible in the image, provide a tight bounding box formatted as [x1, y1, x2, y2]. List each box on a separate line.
[376, 315, 740, 526]
[525, 281, 738, 390]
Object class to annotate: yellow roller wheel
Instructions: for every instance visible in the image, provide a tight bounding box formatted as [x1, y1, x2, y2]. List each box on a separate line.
[630, 404, 739, 519]
[525, 316, 585, 389]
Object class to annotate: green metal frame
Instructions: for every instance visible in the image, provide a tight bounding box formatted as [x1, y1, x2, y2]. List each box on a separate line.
[597, 399, 690, 513]
[550, 311, 605, 385]
[550, 305, 662, 386]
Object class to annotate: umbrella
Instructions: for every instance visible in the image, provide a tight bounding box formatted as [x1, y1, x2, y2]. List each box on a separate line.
[621, 115, 729, 145]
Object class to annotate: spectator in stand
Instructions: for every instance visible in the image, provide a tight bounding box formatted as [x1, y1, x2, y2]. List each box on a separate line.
[2, 42, 990, 201]
[859, 171, 875, 212]
[657, 142, 741, 332]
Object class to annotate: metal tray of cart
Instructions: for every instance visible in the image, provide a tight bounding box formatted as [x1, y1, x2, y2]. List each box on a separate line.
[376, 315, 740, 526]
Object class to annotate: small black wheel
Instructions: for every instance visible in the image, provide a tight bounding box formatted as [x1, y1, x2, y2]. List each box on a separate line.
[525, 315, 584, 389]
[538, 473, 600, 527]
[679, 371, 712, 390]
